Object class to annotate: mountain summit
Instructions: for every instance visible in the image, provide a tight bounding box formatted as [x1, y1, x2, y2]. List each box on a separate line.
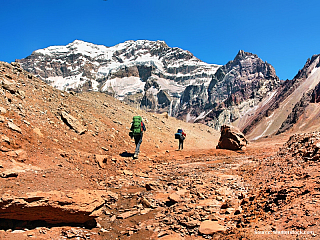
[18, 40, 220, 115]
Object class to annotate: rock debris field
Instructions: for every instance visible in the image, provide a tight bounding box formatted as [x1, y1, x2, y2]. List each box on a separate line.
[0, 61, 319, 239]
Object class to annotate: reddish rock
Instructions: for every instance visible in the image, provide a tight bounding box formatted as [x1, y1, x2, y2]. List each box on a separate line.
[168, 192, 182, 203]
[216, 125, 247, 150]
[95, 154, 108, 168]
[117, 210, 139, 219]
[60, 111, 86, 134]
[198, 220, 226, 235]
[159, 233, 184, 240]
[0, 189, 118, 225]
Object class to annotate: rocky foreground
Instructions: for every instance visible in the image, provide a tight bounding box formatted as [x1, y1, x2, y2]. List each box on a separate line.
[0, 61, 319, 239]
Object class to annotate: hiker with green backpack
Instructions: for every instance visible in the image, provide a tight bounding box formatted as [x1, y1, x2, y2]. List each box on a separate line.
[129, 116, 146, 159]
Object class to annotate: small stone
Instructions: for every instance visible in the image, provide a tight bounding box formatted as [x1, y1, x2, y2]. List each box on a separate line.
[95, 155, 108, 168]
[145, 181, 163, 191]
[123, 170, 133, 176]
[1, 134, 10, 143]
[7, 121, 21, 133]
[0, 107, 7, 114]
[117, 210, 139, 219]
[0, 171, 18, 178]
[33, 128, 43, 137]
[140, 208, 152, 215]
[168, 192, 182, 203]
[140, 197, 154, 208]
[110, 215, 116, 222]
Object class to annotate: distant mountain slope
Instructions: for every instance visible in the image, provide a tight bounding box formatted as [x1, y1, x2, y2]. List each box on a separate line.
[0, 60, 219, 167]
[17, 40, 320, 139]
[178, 51, 320, 140]
[244, 54, 320, 139]
[179, 50, 280, 130]
[18, 40, 220, 115]
[17, 41, 280, 132]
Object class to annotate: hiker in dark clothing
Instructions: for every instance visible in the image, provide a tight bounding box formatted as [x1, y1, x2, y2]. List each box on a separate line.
[179, 130, 186, 150]
[130, 116, 146, 159]
[175, 129, 186, 150]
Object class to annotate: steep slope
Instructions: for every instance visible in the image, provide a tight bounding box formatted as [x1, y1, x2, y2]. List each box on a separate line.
[0, 60, 220, 231]
[0, 60, 219, 169]
[178, 50, 281, 131]
[244, 54, 320, 140]
[17, 40, 220, 115]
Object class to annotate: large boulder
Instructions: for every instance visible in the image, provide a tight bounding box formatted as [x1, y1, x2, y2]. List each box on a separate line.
[0, 189, 118, 226]
[216, 125, 247, 150]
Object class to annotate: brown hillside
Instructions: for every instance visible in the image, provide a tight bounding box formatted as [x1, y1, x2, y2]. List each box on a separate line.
[0, 61, 319, 240]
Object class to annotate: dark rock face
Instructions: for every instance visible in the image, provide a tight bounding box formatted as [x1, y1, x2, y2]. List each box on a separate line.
[208, 50, 279, 105]
[311, 82, 320, 103]
[157, 90, 172, 107]
[294, 54, 320, 80]
[140, 93, 157, 110]
[109, 65, 139, 79]
[177, 50, 280, 131]
[216, 125, 248, 150]
[180, 84, 208, 109]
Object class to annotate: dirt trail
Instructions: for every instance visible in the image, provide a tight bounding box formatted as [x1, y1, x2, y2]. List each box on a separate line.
[0, 138, 272, 239]
[1, 62, 319, 240]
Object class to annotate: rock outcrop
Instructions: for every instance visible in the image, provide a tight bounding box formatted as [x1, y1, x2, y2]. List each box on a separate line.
[198, 220, 226, 235]
[216, 125, 247, 150]
[178, 50, 280, 131]
[240, 131, 320, 234]
[0, 189, 118, 226]
[60, 111, 87, 134]
[243, 53, 320, 139]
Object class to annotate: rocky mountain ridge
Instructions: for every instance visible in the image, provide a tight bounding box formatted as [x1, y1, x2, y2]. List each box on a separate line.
[243, 53, 320, 140]
[18, 40, 320, 140]
[179, 50, 280, 129]
[18, 40, 220, 116]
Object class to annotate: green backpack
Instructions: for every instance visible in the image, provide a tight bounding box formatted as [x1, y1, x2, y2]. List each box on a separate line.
[131, 116, 142, 135]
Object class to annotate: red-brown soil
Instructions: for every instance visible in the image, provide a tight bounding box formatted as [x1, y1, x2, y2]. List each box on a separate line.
[0, 62, 319, 239]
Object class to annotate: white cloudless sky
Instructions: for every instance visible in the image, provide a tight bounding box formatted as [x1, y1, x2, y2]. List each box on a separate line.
[1, 0, 320, 80]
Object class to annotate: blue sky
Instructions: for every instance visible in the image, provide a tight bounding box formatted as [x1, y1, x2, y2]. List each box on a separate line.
[1, 0, 319, 80]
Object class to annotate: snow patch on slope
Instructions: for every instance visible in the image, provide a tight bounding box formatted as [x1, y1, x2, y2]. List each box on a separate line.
[101, 77, 145, 99]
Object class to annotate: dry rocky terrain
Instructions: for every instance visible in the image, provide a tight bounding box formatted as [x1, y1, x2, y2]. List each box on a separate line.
[0, 61, 319, 240]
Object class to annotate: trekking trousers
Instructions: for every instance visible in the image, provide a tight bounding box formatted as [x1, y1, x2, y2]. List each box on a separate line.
[134, 133, 143, 155]
[179, 139, 184, 150]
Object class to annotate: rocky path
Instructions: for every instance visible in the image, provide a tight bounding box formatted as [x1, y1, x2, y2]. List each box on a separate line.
[93, 146, 274, 240]
[0, 147, 258, 240]
[3, 134, 319, 240]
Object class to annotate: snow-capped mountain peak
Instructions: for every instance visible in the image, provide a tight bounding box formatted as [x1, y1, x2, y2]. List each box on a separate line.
[18, 40, 220, 115]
